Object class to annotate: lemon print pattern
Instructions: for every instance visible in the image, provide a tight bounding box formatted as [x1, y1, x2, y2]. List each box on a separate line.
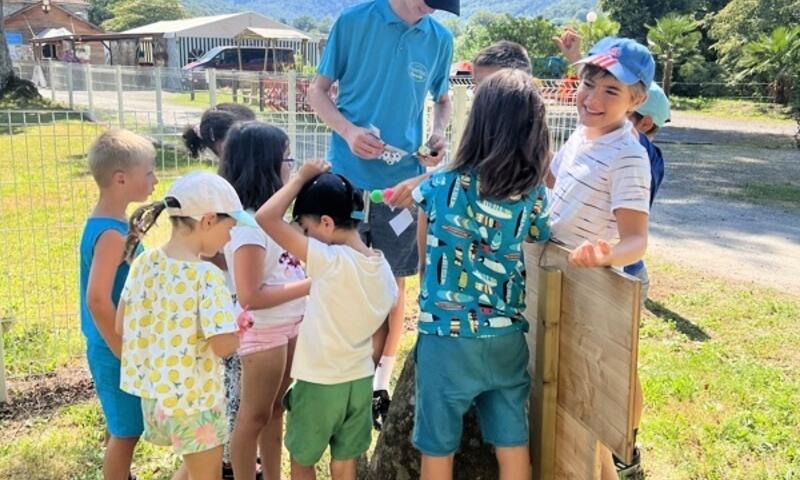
[119, 249, 237, 416]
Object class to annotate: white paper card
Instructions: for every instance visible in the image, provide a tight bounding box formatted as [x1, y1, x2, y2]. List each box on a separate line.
[389, 209, 414, 236]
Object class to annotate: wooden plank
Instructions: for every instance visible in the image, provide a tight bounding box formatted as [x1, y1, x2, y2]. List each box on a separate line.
[524, 242, 640, 465]
[529, 267, 562, 480]
[554, 406, 600, 479]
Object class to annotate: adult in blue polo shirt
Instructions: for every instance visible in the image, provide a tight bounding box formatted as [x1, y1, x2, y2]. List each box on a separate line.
[308, 0, 457, 432]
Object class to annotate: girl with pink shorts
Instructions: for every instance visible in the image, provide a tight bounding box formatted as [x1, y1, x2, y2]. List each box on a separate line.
[219, 121, 311, 480]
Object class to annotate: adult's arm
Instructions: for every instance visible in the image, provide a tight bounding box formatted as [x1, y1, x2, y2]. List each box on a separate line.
[308, 75, 384, 159]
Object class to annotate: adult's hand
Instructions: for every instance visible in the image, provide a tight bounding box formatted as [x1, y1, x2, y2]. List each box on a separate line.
[345, 125, 385, 160]
[420, 132, 447, 167]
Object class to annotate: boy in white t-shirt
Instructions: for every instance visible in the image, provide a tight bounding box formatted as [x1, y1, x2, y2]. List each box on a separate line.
[546, 37, 655, 480]
[255, 160, 398, 480]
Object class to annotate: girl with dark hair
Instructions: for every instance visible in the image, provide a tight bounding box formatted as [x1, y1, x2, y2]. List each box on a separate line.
[182, 103, 256, 158]
[410, 68, 551, 480]
[220, 122, 310, 480]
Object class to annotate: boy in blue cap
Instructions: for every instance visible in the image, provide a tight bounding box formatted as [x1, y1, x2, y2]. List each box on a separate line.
[546, 36, 656, 480]
[308, 0, 458, 431]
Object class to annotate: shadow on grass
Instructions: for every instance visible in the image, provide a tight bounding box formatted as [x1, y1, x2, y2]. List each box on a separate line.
[645, 299, 712, 342]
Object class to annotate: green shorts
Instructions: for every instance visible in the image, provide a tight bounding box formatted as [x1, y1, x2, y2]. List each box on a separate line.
[141, 398, 226, 456]
[283, 377, 372, 466]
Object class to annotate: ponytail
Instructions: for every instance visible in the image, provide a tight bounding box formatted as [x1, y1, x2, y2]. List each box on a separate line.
[125, 200, 167, 263]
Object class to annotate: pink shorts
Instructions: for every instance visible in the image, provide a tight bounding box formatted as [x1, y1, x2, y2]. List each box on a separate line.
[238, 318, 302, 357]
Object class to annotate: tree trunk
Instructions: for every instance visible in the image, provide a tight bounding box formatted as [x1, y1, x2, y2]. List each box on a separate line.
[0, 0, 14, 92]
[662, 55, 673, 97]
[361, 351, 500, 480]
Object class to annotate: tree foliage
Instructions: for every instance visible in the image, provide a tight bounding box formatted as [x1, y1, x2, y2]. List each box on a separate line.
[601, 0, 726, 41]
[454, 14, 558, 62]
[709, 0, 800, 68]
[647, 13, 703, 95]
[568, 13, 621, 50]
[101, 0, 186, 32]
[737, 26, 800, 103]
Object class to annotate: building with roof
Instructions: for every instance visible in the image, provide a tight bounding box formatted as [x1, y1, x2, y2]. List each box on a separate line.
[122, 12, 321, 70]
[3, 0, 104, 63]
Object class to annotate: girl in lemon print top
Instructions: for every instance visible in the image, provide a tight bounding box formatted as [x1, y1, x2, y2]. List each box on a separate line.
[116, 172, 258, 479]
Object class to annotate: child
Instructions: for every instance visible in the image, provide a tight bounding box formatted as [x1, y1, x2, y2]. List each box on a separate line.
[546, 37, 655, 480]
[411, 69, 551, 480]
[182, 103, 256, 159]
[222, 122, 311, 480]
[116, 172, 255, 480]
[80, 128, 157, 480]
[182, 102, 257, 477]
[255, 162, 397, 480]
[471, 40, 531, 84]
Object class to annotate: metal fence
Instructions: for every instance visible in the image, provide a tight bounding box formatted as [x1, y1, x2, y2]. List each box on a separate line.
[1, 61, 581, 386]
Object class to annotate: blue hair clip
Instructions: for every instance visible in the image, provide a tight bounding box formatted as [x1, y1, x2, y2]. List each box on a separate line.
[351, 211, 365, 221]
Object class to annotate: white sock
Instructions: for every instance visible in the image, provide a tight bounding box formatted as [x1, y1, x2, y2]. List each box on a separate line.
[373, 355, 396, 392]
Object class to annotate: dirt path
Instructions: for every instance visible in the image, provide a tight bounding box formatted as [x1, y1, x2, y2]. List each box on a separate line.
[651, 114, 800, 295]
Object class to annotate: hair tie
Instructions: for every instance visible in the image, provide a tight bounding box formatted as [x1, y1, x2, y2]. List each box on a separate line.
[351, 211, 365, 220]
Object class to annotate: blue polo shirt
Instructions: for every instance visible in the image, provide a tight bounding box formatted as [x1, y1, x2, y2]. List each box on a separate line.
[318, 0, 454, 190]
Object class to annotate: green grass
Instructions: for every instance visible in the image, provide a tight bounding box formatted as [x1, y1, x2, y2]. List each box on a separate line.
[169, 91, 248, 110]
[2, 256, 798, 478]
[670, 96, 794, 123]
[0, 119, 213, 377]
[639, 257, 800, 479]
[723, 181, 800, 209]
[0, 335, 417, 480]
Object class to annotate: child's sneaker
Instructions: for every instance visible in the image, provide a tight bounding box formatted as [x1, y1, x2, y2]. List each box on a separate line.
[372, 389, 391, 430]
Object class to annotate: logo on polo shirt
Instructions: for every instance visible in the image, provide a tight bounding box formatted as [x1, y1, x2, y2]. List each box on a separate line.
[408, 62, 429, 82]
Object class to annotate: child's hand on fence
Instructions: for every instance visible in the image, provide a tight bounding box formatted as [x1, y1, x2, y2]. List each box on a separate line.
[553, 27, 582, 64]
[568, 239, 612, 268]
[297, 159, 331, 182]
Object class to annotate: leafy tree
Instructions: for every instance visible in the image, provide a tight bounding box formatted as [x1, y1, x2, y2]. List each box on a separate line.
[709, 0, 800, 68]
[736, 26, 800, 104]
[102, 0, 186, 32]
[0, 0, 13, 91]
[88, 0, 117, 27]
[455, 14, 558, 61]
[601, 0, 725, 41]
[292, 15, 332, 33]
[568, 13, 620, 49]
[646, 13, 702, 95]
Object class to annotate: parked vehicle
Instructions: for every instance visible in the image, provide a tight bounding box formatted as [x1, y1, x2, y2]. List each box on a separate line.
[182, 46, 295, 87]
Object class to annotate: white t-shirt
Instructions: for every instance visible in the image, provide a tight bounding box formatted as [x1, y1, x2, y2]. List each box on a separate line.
[549, 121, 651, 248]
[223, 225, 307, 328]
[291, 238, 398, 385]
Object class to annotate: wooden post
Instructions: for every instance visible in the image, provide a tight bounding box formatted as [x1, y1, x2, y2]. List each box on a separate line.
[189, 70, 195, 101]
[154, 67, 163, 130]
[258, 71, 265, 112]
[531, 267, 562, 480]
[115, 65, 124, 128]
[208, 68, 217, 107]
[288, 70, 297, 157]
[47, 58, 56, 102]
[0, 317, 14, 403]
[450, 84, 469, 156]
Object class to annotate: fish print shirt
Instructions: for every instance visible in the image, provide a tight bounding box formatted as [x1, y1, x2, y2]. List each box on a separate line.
[412, 170, 550, 338]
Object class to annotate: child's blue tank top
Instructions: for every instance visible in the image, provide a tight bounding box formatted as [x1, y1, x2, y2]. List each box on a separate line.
[79, 217, 132, 349]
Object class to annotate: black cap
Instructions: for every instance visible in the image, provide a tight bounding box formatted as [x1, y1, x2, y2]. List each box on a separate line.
[293, 173, 364, 223]
[425, 0, 459, 15]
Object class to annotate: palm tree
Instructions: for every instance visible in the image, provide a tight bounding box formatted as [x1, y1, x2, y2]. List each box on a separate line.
[569, 13, 621, 51]
[646, 14, 702, 96]
[737, 26, 800, 104]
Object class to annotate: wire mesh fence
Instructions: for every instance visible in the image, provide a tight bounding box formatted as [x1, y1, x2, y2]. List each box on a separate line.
[2, 60, 582, 382]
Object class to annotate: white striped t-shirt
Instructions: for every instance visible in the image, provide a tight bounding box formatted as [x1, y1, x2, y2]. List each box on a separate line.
[549, 121, 650, 248]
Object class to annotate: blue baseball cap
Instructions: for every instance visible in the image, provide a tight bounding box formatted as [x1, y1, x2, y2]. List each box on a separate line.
[637, 83, 671, 127]
[576, 37, 655, 89]
[425, 0, 459, 15]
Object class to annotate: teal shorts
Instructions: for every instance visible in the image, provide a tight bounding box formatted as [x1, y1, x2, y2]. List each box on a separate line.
[283, 377, 372, 466]
[413, 332, 531, 456]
